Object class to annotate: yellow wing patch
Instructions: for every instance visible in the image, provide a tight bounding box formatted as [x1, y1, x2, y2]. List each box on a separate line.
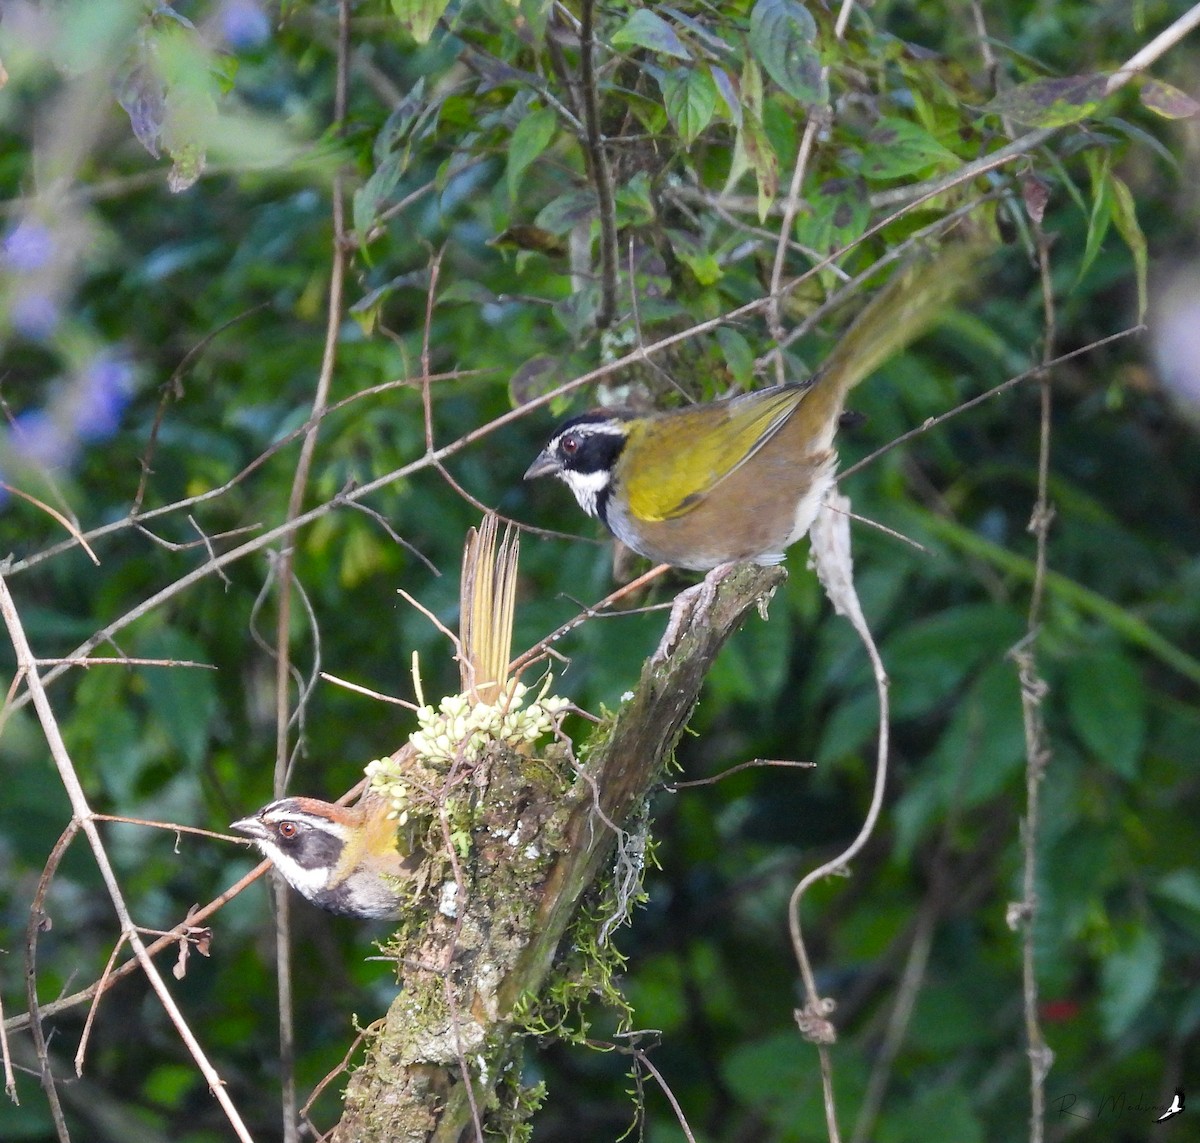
[623, 386, 806, 522]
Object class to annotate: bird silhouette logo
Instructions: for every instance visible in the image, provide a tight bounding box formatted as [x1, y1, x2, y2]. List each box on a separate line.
[1156, 1089, 1185, 1123]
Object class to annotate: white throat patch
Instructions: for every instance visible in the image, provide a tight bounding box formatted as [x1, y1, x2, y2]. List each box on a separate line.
[559, 468, 611, 518]
[264, 851, 332, 901]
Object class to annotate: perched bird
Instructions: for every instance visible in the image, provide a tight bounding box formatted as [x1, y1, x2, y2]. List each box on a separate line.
[231, 794, 418, 919]
[525, 254, 969, 571]
[231, 515, 521, 919]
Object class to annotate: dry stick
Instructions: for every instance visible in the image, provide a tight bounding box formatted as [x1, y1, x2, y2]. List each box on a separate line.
[3, 859, 273, 1035]
[787, 492, 891, 1143]
[849, 901, 937, 1143]
[299, 1023, 375, 1132]
[0, 980, 14, 1103]
[24, 819, 79, 1141]
[271, 7, 352, 1138]
[0, 575, 254, 1142]
[418, 250, 443, 453]
[578, 0, 617, 329]
[663, 757, 814, 791]
[633, 1048, 699, 1143]
[839, 327, 1143, 480]
[1010, 215, 1058, 1143]
[75, 936, 129, 1077]
[766, 0, 857, 382]
[132, 304, 270, 514]
[0, 483, 99, 566]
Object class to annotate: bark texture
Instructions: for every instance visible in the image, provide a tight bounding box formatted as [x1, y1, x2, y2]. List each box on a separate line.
[333, 564, 786, 1142]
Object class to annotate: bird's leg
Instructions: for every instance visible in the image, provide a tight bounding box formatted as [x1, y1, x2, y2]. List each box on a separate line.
[651, 562, 738, 664]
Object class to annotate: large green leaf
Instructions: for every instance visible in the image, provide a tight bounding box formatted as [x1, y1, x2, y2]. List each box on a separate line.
[749, 0, 824, 105]
[1064, 650, 1146, 779]
[1100, 927, 1162, 1039]
[662, 67, 717, 146]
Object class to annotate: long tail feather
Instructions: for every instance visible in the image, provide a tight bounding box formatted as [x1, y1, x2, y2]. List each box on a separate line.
[459, 513, 519, 703]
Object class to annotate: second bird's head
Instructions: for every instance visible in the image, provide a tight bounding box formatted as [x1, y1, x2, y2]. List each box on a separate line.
[231, 796, 413, 919]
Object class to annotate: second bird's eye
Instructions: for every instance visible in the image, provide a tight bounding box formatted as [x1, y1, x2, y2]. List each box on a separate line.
[277, 821, 299, 839]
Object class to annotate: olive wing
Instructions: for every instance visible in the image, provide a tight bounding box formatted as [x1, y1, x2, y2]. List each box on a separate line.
[622, 386, 806, 522]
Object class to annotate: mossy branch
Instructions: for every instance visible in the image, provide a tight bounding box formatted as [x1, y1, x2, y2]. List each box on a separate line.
[332, 564, 785, 1143]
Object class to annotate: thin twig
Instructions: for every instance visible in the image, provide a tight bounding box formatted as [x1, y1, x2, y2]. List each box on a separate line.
[663, 757, 815, 791]
[839, 327, 1143, 480]
[632, 1048, 698, 1143]
[766, 0, 855, 381]
[132, 305, 269, 514]
[787, 491, 891, 1143]
[75, 936, 128, 1076]
[0, 574, 255, 1142]
[0, 483, 99, 565]
[25, 821, 79, 1142]
[1011, 202, 1059, 1143]
[0, 976, 15, 1103]
[578, 0, 617, 328]
[3, 859, 273, 1034]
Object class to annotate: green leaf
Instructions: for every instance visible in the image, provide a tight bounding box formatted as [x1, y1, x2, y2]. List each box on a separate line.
[728, 110, 778, 220]
[878, 1084, 984, 1143]
[1064, 651, 1146, 779]
[391, 0, 451, 44]
[859, 118, 960, 181]
[1154, 869, 1200, 915]
[884, 604, 1024, 721]
[535, 188, 598, 235]
[982, 73, 1110, 128]
[793, 176, 869, 254]
[749, 0, 823, 105]
[507, 106, 557, 199]
[1138, 77, 1200, 120]
[662, 67, 717, 145]
[1077, 152, 1113, 285]
[710, 65, 742, 128]
[354, 154, 403, 242]
[716, 327, 755, 388]
[611, 9, 690, 60]
[1100, 926, 1162, 1039]
[1108, 173, 1148, 321]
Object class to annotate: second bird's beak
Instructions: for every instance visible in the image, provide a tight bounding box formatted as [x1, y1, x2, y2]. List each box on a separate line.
[230, 814, 268, 842]
[523, 451, 560, 480]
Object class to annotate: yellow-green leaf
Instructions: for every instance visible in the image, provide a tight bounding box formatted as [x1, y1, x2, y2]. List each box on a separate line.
[983, 73, 1109, 128]
[1109, 173, 1147, 321]
[392, 0, 451, 44]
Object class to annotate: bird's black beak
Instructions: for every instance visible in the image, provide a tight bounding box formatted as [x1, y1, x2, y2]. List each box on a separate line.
[523, 450, 560, 480]
[230, 814, 268, 842]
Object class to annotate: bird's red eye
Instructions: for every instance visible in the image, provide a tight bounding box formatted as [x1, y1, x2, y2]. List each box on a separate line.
[277, 821, 298, 839]
[560, 432, 580, 455]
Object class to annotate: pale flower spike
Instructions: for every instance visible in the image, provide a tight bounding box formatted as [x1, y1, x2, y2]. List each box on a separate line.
[365, 512, 570, 819]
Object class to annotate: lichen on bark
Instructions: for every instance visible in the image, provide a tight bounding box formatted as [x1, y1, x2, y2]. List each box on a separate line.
[333, 564, 785, 1142]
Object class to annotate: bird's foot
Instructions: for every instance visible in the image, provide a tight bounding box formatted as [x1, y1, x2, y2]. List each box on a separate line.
[651, 562, 737, 664]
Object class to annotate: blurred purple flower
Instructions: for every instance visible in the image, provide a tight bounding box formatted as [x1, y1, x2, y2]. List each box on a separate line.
[9, 409, 76, 469]
[74, 354, 134, 441]
[3, 219, 54, 273]
[219, 0, 270, 50]
[10, 290, 61, 340]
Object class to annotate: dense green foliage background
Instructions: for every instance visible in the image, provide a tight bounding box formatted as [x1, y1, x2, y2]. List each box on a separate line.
[1, 0, 1198, 1140]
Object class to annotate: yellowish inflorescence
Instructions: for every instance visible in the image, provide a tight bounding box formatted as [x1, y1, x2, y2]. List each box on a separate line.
[365, 661, 570, 822]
